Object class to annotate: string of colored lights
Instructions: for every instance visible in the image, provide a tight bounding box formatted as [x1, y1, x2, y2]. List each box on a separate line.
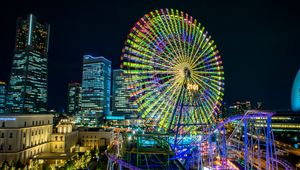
[122, 8, 225, 132]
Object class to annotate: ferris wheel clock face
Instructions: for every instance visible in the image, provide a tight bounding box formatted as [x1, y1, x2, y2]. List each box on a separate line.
[122, 9, 224, 132]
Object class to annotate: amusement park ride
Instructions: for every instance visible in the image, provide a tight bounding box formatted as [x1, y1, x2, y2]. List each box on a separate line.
[106, 9, 293, 170]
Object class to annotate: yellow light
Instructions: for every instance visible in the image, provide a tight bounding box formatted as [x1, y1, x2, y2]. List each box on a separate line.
[187, 83, 199, 91]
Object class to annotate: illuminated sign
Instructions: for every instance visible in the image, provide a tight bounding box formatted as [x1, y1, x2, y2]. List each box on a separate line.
[106, 116, 125, 120]
[0, 118, 16, 121]
[187, 83, 199, 91]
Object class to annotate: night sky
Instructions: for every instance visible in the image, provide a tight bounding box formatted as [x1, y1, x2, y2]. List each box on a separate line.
[0, 0, 299, 111]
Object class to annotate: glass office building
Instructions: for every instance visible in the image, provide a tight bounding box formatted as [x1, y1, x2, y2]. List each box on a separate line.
[81, 55, 111, 126]
[0, 82, 6, 113]
[67, 82, 81, 115]
[112, 69, 136, 117]
[5, 14, 50, 114]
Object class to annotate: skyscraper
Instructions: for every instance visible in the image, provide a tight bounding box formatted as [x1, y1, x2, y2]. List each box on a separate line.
[0, 82, 6, 113]
[67, 82, 81, 116]
[81, 55, 111, 126]
[292, 69, 300, 112]
[5, 14, 50, 114]
[112, 69, 136, 116]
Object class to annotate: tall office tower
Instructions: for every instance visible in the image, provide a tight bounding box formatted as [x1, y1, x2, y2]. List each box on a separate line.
[81, 55, 111, 126]
[5, 14, 50, 114]
[0, 82, 6, 113]
[67, 82, 81, 116]
[112, 69, 136, 117]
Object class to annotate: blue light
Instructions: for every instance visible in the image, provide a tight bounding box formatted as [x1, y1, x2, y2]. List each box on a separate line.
[292, 69, 300, 111]
[294, 143, 299, 149]
[28, 14, 33, 45]
[0, 118, 16, 121]
[106, 115, 125, 120]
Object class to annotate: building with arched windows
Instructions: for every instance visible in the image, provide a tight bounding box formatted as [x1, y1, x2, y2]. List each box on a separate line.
[0, 114, 53, 161]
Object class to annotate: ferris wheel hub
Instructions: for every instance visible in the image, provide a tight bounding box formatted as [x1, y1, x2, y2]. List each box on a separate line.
[184, 67, 191, 79]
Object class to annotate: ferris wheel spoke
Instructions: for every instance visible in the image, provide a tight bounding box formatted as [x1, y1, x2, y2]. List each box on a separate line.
[150, 81, 182, 126]
[135, 76, 176, 105]
[135, 77, 178, 114]
[153, 10, 183, 62]
[191, 74, 222, 96]
[129, 77, 176, 101]
[170, 11, 187, 64]
[192, 50, 218, 69]
[143, 14, 180, 65]
[189, 27, 205, 65]
[190, 32, 216, 67]
[124, 54, 172, 70]
[164, 10, 185, 63]
[161, 10, 186, 66]
[190, 39, 216, 67]
[145, 80, 181, 123]
[126, 35, 175, 66]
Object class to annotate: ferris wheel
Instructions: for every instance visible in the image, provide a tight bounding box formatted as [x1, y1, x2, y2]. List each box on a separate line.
[122, 9, 224, 135]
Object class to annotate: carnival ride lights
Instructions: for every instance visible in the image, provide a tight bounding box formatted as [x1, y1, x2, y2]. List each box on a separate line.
[122, 8, 224, 148]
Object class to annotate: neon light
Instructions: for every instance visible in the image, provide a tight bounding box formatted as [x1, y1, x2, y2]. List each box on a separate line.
[187, 83, 199, 91]
[0, 118, 16, 121]
[106, 115, 125, 120]
[28, 14, 33, 45]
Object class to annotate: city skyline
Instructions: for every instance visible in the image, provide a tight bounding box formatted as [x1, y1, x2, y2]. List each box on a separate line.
[0, 0, 299, 110]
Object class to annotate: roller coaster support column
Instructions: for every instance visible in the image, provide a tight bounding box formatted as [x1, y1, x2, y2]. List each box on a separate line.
[244, 119, 248, 170]
[208, 127, 213, 168]
[221, 126, 227, 164]
[198, 143, 203, 170]
[266, 116, 271, 170]
[107, 159, 113, 170]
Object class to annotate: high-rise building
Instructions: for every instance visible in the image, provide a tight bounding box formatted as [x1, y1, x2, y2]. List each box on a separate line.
[67, 82, 81, 115]
[5, 14, 50, 114]
[292, 69, 300, 112]
[81, 55, 111, 127]
[0, 82, 6, 113]
[112, 69, 136, 116]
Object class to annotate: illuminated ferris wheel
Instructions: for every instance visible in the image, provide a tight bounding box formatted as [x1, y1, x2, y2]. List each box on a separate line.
[122, 9, 224, 134]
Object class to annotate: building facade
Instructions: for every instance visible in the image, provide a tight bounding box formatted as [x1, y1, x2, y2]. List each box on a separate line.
[0, 114, 53, 162]
[81, 55, 111, 127]
[78, 129, 114, 150]
[67, 82, 81, 122]
[0, 82, 6, 114]
[5, 14, 50, 114]
[292, 68, 300, 112]
[112, 69, 136, 117]
[50, 117, 78, 153]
